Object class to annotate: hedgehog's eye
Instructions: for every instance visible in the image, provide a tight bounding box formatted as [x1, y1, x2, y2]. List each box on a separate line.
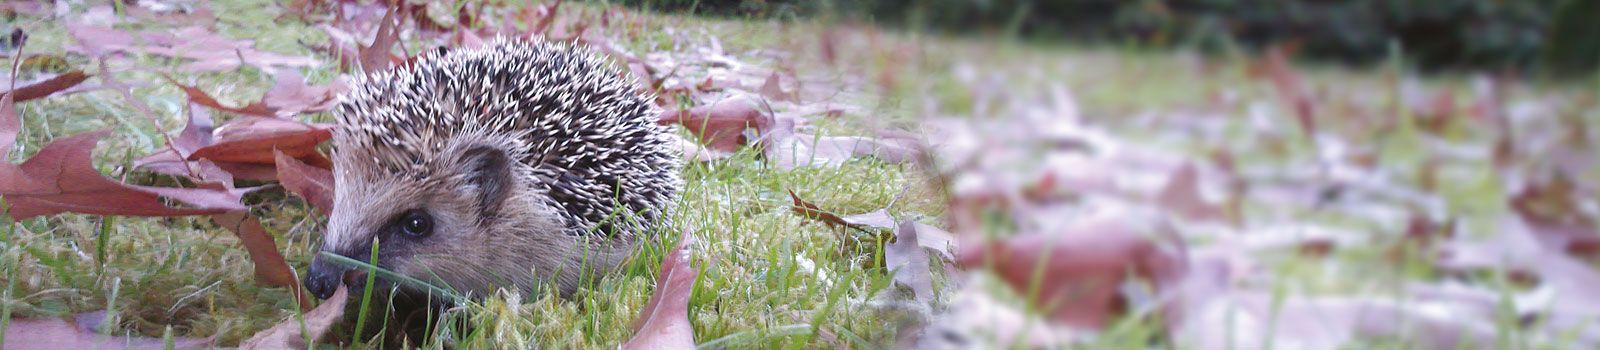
[400, 210, 433, 237]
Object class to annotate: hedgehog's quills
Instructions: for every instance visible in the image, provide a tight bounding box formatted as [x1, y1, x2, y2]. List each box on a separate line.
[302, 38, 682, 333]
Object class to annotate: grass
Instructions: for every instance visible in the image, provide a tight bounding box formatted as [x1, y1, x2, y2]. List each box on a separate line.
[3, 1, 941, 347]
[4, 0, 1598, 348]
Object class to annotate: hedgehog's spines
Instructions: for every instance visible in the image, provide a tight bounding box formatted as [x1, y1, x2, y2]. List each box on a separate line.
[333, 36, 681, 239]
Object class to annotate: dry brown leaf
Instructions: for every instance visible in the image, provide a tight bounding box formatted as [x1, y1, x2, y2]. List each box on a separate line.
[67, 23, 316, 72]
[623, 237, 698, 350]
[274, 149, 335, 215]
[1509, 171, 1600, 256]
[169, 78, 273, 117]
[359, 8, 402, 73]
[135, 106, 328, 181]
[956, 216, 1183, 329]
[1157, 163, 1235, 224]
[1, 312, 210, 349]
[1253, 45, 1316, 138]
[765, 134, 920, 170]
[669, 132, 730, 162]
[1175, 293, 1497, 350]
[188, 116, 333, 168]
[212, 211, 311, 310]
[788, 189, 847, 226]
[901, 221, 956, 262]
[528, 0, 563, 36]
[904, 288, 1076, 348]
[887, 220, 937, 303]
[658, 96, 771, 153]
[757, 71, 796, 102]
[260, 71, 344, 115]
[239, 284, 350, 349]
[0, 98, 245, 219]
[0, 70, 90, 102]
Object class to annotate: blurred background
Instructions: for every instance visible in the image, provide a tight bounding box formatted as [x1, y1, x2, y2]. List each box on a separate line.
[624, 0, 1600, 74]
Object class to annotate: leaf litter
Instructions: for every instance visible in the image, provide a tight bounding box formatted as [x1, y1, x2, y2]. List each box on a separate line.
[4, 0, 1598, 348]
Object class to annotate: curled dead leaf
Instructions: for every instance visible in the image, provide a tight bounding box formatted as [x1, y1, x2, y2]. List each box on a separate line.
[212, 211, 310, 310]
[239, 284, 349, 349]
[623, 237, 698, 350]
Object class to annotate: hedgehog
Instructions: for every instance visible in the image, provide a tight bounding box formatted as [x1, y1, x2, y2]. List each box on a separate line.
[302, 38, 681, 307]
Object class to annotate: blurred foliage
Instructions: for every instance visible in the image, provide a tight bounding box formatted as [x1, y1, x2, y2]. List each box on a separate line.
[617, 0, 1599, 73]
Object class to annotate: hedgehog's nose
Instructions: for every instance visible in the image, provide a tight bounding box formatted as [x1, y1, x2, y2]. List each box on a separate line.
[305, 256, 349, 300]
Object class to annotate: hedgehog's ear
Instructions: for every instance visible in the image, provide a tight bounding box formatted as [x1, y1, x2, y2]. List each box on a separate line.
[458, 146, 512, 216]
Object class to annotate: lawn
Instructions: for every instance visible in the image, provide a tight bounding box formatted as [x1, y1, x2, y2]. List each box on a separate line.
[3, 0, 1599, 349]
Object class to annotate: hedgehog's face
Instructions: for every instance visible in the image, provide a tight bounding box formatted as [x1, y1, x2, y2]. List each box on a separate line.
[304, 143, 560, 300]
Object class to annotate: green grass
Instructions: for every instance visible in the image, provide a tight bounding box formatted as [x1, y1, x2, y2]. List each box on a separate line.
[2, 1, 943, 347]
[4, 0, 1598, 349]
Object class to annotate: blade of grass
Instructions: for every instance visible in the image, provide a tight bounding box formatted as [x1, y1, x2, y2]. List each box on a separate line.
[318, 252, 466, 303]
[102, 277, 121, 335]
[162, 325, 175, 350]
[96, 216, 113, 278]
[796, 271, 854, 347]
[697, 323, 811, 350]
[352, 237, 381, 343]
[0, 238, 13, 347]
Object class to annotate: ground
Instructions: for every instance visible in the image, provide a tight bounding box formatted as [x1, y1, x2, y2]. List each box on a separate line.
[3, 0, 1599, 349]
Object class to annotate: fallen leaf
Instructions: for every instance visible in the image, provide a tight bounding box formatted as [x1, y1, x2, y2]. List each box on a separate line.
[212, 211, 311, 310]
[172, 102, 216, 154]
[451, 28, 487, 49]
[275, 149, 334, 215]
[658, 96, 771, 153]
[0, 70, 90, 102]
[623, 237, 698, 350]
[1156, 163, 1234, 224]
[956, 216, 1183, 329]
[669, 133, 730, 162]
[239, 284, 349, 349]
[528, 0, 563, 36]
[168, 78, 273, 117]
[1175, 293, 1497, 350]
[887, 220, 937, 303]
[0, 114, 245, 219]
[839, 209, 896, 230]
[757, 71, 796, 102]
[765, 133, 920, 170]
[188, 116, 333, 168]
[900, 221, 956, 262]
[168, 72, 341, 118]
[260, 71, 344, 115]
[0, 1, 50, 17]
[64, 22, 167, 57]
[124, 2, 217, 26]
[135, 105, 326, 181]
[787, 190, 900, 230]
[1253, 45, 1316, 138]
[358, 8, 402, 73]
[1509, 171, 1600, 256]
[903, 287, 1076, 348]
[2, 312, 210, 350]
[67, 23, 316, 72]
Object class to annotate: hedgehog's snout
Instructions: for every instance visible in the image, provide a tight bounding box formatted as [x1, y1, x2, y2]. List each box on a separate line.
[305, 255, 350, 300]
